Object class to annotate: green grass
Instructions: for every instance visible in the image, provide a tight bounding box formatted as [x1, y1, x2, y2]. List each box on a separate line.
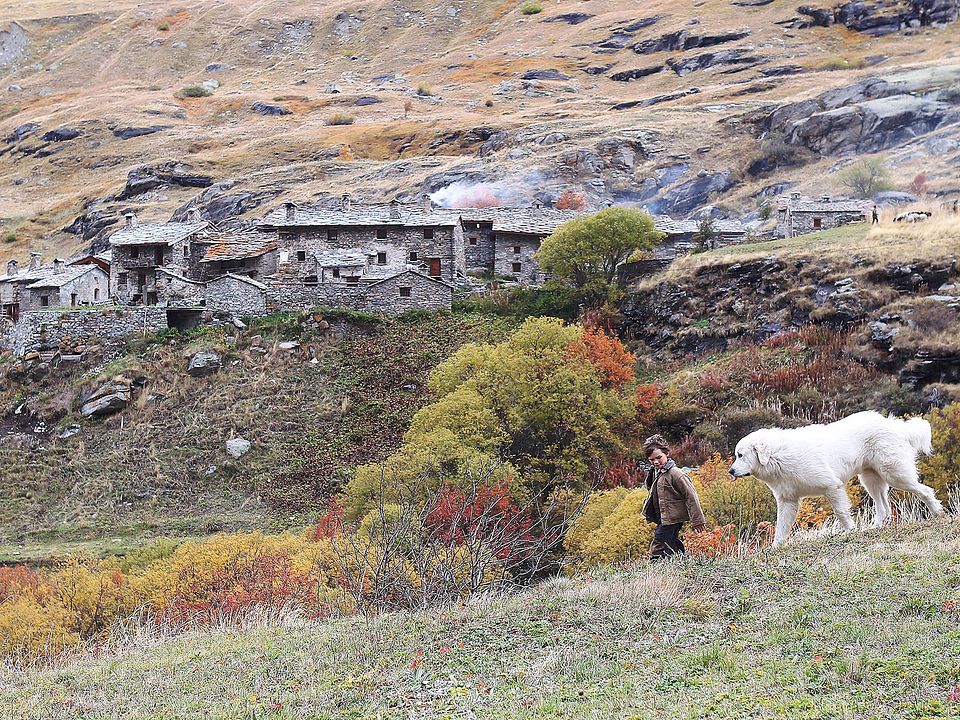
[325, 112, 355, 126]
[176, 84, 212, 98]
[3, 518, 958, 717]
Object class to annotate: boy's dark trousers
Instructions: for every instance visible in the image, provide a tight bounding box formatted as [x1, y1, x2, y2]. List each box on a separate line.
[650, 523, 685, 561]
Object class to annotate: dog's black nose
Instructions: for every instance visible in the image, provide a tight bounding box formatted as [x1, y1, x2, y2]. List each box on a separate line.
[728, 468, 736, 476]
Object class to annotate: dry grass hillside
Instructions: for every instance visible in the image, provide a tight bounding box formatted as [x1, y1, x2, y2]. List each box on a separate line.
[2, 0, 959, 260]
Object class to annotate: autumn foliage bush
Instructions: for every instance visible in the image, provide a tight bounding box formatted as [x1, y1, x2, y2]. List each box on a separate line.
[564, 488, 655, 571]
[920, 402, 960, 501]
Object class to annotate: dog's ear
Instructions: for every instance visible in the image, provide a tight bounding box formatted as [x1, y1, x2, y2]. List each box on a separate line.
[755, 443, 771, 466]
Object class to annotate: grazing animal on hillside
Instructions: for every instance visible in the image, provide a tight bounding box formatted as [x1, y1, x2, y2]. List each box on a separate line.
[728, 411, 943, 546]
[894, 210, 932, 223]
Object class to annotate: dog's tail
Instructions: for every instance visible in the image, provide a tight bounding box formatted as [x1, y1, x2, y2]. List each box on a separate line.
[903, 416, 934, 455]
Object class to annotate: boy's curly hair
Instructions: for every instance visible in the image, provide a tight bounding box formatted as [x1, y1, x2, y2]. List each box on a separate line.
[643, 434, 670, 456]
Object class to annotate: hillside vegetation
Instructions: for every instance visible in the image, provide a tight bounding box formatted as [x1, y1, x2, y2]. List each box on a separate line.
[2, 517, 958, 719]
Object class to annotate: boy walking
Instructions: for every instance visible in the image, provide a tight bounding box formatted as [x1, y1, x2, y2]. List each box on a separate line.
[641, 434, 707, 560]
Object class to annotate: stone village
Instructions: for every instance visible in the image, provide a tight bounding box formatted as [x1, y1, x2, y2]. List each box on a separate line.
[0, 192, 871, 355]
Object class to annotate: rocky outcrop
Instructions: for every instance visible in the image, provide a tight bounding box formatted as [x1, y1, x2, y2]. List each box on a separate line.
[80, 382, 131, 418]
[667, 49, 761, 76]
[62, 208, 120, 246]
[187, 351, 222, 377]
[112, 126, 169, 140]
[590, 17, 661, 53]
[656, 171, 735, 215]
[117, 161, 214, 200]
[632, 29, 750, 54]
[610, 65, 664, 81]
[251, 101, 292, 116]
[521, 69, 571, 81]
[42, 128, 82, 142]
[794, 0, 959, 35]
[542, 12, 594, 24]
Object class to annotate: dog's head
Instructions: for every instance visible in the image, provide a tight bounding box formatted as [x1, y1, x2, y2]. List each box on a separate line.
[729, 432, 773, 478]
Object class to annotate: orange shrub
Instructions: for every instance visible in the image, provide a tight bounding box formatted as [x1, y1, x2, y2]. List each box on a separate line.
[569, 328, 636, 389]
[685, 524, 738, 558]
[555, 190, 587, 210]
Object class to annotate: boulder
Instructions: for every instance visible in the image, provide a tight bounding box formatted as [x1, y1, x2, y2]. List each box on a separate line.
[251, 101, 292, 116]
[41, 128, 81, 142]
[225, 437, 251, 458]
[542, 12, 594, 24]
[117, 161, 214, 200]
[187, 351, 222, 377]
[80, 383, 130, 417]
[4, 122, 39, 143]
[610, 65, 664, 82]
[354, 96, 380, 106]
[112, 126, 169, 140]
[521, 69, 570, 81]
[666, 49, 760, 76]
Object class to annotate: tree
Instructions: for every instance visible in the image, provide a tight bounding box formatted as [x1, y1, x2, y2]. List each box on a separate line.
[535, 207, 664, 290]
[909, 172, 928, 196]
[838, 156, 892, 198]
[693, 217, 718, 252]
[554, 190, 586, 210]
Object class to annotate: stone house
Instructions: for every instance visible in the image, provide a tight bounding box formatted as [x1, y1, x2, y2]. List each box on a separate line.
[154, 267, 206, 307]
[207, 273, 268, 316]
[361, 269, 454, 315]
[20, 259, 110, 312]
[108, 209, 208, 305]
[259, 196, 465, 284]
[196, 227, 278, 281]
[776, 192, 868, 239]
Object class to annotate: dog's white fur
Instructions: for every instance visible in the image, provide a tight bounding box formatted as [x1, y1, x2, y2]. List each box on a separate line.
[729, 411, 944, 546]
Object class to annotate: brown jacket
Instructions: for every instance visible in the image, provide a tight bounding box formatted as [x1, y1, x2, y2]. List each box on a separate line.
[642, 463, 707, 527]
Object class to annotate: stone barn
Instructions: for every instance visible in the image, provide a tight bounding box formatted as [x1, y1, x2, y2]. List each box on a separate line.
[362, 270, 454, 315]
[207, 273, 268, 316]
[197, 227, 278, 281]
[20, 259, 109, 312]
[776, 192, 868, 239]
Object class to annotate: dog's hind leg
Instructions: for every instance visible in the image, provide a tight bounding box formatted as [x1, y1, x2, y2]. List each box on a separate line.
[887, 460, 945, 518]
[859, 470, 891, 527]
[824, 484, 856, 531]
[773, 496, 800, 547]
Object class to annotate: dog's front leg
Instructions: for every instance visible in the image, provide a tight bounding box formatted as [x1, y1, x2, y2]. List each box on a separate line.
[772, 497, 799, 547]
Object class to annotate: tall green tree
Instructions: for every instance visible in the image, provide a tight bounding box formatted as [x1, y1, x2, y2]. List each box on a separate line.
[535, 207, 664, 289]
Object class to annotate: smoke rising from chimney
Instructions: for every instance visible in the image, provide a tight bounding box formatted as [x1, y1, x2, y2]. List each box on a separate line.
[429, 173, 548, 209]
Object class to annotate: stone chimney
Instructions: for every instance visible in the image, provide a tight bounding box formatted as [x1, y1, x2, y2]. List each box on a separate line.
[820, 194, 831, 203]
[284, 202, 296, 221]
[341, 193, 352, 211]
[532, 199, 543, 209]
[790, 191, 802, 200]
[186, 207, 201, 223]
[29, 252, 41, 271]
[124, 211, 138, 229]
[54, 258, 65, 275]
[389, 198, 401, 219]
[422, 195, 432, 213]
[605, 200, 614, 208]
[5, 259, 16, 276]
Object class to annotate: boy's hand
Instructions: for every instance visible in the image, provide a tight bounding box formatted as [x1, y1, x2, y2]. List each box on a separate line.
[692, 524, 706, 533]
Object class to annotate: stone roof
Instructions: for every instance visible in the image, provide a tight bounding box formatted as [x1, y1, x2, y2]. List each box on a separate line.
[366, 268, 456, 289]
[109, 221, 208, 246]
[490, 209, 582, 235]
[260, 203, 463, 228]
[156, 266, 205, 285]
[210, 272, 268, 291]
[315, 249, 369, 267]
[0, 265, 55, 285]
[651, 215, 748, 235]
[25, 264, 104, 289]
[778, 196, 870, 213]
[200, 230, 278, 263]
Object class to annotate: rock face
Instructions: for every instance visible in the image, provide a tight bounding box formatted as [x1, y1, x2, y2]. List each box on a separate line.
[186, 351, 222, 377]
[521, 69, 571, 81]
[62, 208, 120, 246]
[41, 128, 82, 142]
[542, 12, 594, 24]
[117, 161, 214, 200]
[657, 171, 735, 214]
[4, 122, 39, 143]
[112, 126, 169, 139]
[610, 65, 664, 81]
[796, 0, 960, 35]
[80, 383, 130, 418]
[251, 101, 292, 116]
[755, 65, 960, 156]
[667, 49, 760, 76]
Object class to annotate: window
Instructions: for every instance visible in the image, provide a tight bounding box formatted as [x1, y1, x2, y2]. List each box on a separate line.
[40, 295, 49, 307]
[813, 217, 822, 229]
[377, 252, 387, 265]
[512, 262, 522, 273]
[297, 251, 306, 262]
[399, 286, 412, 298]
[333, 268, 341, 278]
[409, 251, 418, 261]
[130, 248, 139, 259]
[376, 228, 388, 239]
[305, 275, 318, 285]
[513, 245, 521, 254]
[118, 273, 128, 286]
[468, 237, 477, 246]
[183, 245, 190, 259]
[327, 228, 338, 241]
[70, 293, 78, 307]
[138, 273, 146, 288]
[423, 228, 434, 240]
[94, 288, 100, 301]
[346, 276, 359, 285]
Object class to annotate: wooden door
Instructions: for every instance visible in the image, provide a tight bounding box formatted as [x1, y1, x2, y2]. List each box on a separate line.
[429, 258, 441, 277]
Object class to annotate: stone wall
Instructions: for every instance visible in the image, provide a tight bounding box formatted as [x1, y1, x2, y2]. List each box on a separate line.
[494, 233, 545, 285]
[156, 269, 206, 307]
[463, 221, 495, 274]
[278, 224, 461, 282]
[362, 272, 453, 315]
[778, 210, 866, 238]
[21, 267, 110, 312]
[3, 306, 169, 355]
[207, 276, 267, 317]
[201, 251, 277, 282]
[265, 281, 365, 311]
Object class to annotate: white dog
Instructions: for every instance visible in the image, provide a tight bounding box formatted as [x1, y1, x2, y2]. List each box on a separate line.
[729, 411, 944, 546]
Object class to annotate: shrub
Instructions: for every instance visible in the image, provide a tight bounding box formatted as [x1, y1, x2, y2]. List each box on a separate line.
[156, 21, 170, 30]
[326, 112, 355, 126]
[909, 173, 928, 196]
[2, 231, 16, 244]
[692, 455, 777, 530]
[564, 488, 654, 570]
[520, 1, 543, 14]
[416, 83, 434, 97]
[817, 56, 867, 71]
[920, 403, 960, 502]
[177, 85, 212, 98]
[555, 190, 587, 210]
[838, 156, 892, 198]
